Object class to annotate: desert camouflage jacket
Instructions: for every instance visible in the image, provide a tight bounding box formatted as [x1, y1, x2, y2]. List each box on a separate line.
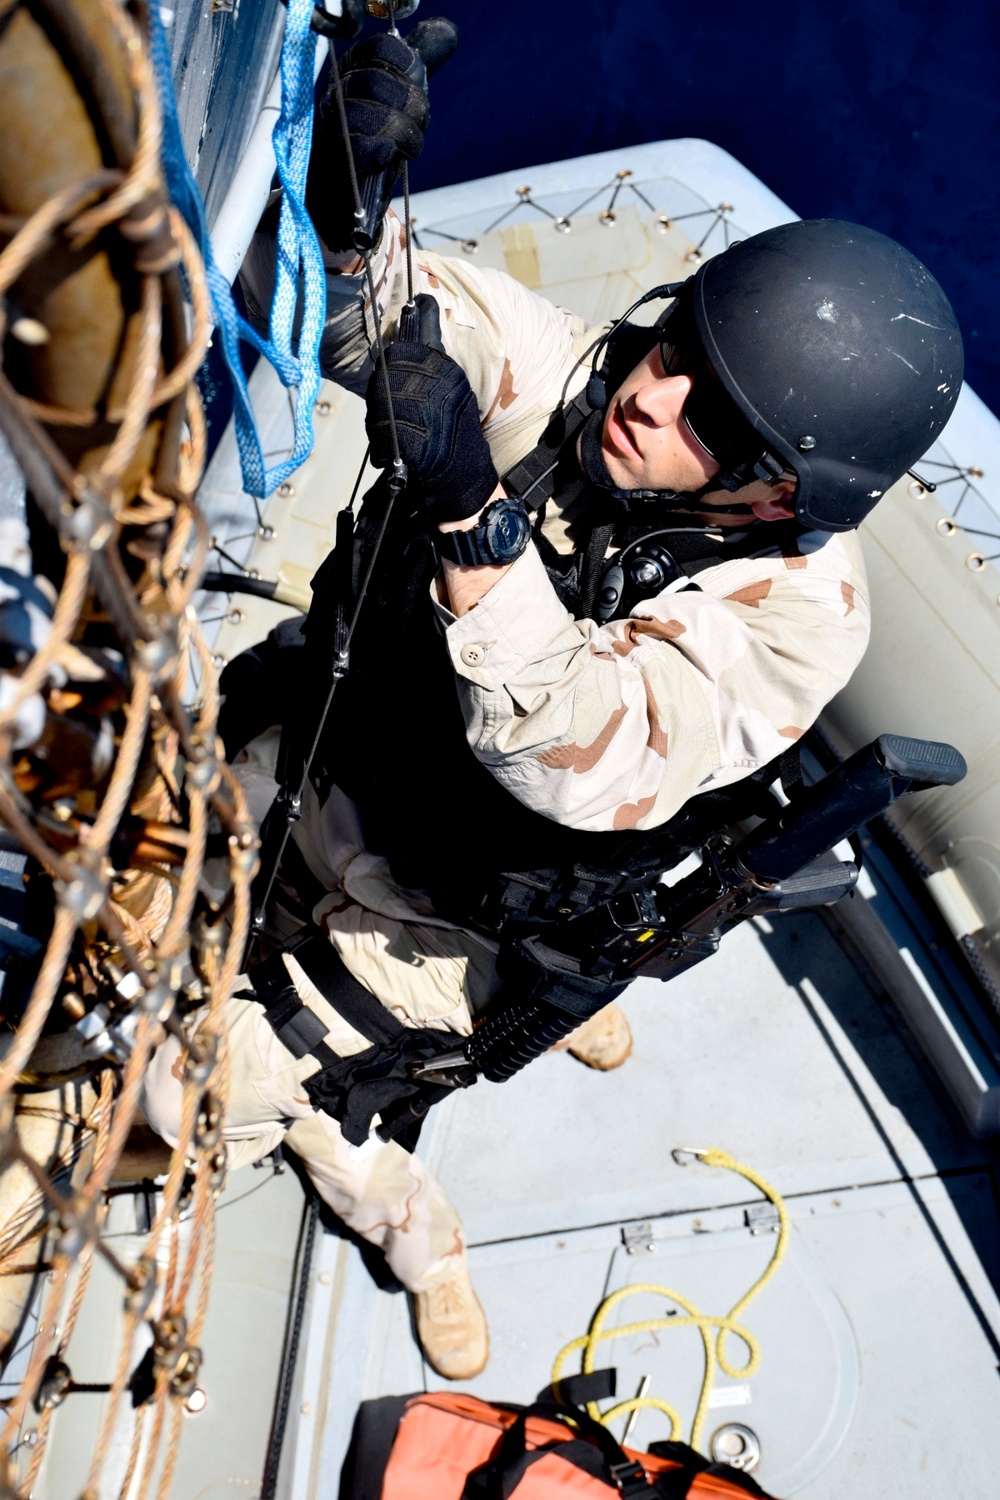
[244, 212, 871, 835]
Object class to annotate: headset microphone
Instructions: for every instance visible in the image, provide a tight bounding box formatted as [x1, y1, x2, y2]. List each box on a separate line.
[585, 371, 609, 411]
[585, 281, 688, 410]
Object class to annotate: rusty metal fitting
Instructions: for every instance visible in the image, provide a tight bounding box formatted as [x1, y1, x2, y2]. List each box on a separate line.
[62, 489, 115, 552]
[124, 1253, 158, 1318]
[55, 1223, 88, 1261]
[54, 856, 107, 921]
[133, 613, 179, 678]
[137, 977, 174, 1020]
[57, 1195, 98, 1261]
[152, 1311, 188, 1372]
[228, 838, 260, 876]
[183, 1029, 218, 1087]
[169, 1345, 203, 1400]
[133, 634, 177, 676]
[195, 1092, 223, 1152]
[206, 1146, 228, 1197]
[34, 1357, 72, 1412]
[192, 910, 225, 954]
[185, 753, 220, 796]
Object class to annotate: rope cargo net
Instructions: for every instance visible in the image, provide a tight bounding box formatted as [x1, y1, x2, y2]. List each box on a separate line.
[0, 0, 258, 1492]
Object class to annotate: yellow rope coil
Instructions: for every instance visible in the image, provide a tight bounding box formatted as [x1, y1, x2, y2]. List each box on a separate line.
[551, 1148, 790, 1453]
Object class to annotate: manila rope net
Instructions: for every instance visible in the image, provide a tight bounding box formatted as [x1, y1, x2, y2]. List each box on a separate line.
[0, 0, 259, 1494]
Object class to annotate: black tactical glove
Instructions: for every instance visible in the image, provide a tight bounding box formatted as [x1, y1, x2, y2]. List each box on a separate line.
[365, 295, 499, 524]
[306, 32, 429, 253]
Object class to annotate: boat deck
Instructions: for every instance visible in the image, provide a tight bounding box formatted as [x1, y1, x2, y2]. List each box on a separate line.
[262, 892, 1000, 1499]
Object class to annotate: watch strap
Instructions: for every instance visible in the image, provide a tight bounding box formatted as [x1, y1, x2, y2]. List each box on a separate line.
[437, 522, 495, 567]
[437, 497, 530, 566]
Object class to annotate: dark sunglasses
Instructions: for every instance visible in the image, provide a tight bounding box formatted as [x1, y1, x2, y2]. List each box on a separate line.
[657, 314, 771, 474]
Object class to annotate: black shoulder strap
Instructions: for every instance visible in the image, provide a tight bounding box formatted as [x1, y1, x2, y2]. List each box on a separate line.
[677, 518, 806, 579]
[464, 1402, 650, 1500]
[502, 390, 592, 510]
[646, 1441, 772, 1498]
[249, 931, 405, 1057]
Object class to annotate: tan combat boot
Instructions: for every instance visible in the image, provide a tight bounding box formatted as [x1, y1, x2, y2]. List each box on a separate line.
[414, 1260, 489, 1380]
[558, 1000, 632, 1070]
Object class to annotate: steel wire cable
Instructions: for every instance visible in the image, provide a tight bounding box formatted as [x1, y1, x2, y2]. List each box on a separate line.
[247, 10, 416, 946]
[0, 1, 259, 1494]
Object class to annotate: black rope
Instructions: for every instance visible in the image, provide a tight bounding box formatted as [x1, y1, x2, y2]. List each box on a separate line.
[260, 1192, 321, 1500]
[402, 158, 415, 306]
[246, 18, 413, 954]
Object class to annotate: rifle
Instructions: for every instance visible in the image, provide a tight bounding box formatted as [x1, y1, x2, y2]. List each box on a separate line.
[402, 735, 965, 1110]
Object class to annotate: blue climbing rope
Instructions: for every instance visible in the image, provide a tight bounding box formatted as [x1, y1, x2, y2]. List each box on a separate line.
[148, 0, 326, 499]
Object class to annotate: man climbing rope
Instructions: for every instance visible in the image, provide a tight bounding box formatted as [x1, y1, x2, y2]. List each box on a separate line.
[145, 27, 963, 1382]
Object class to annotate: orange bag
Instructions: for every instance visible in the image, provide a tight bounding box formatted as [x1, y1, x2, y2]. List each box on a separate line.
[379, 1392, 778, 1500]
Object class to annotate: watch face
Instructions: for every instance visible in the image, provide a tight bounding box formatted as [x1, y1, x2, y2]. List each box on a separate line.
[485, 501, 531, 562]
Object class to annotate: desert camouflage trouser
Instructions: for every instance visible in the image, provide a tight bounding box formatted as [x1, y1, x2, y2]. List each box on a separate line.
[140, 988, 467, 1294]
[142, 753, 503, 1293]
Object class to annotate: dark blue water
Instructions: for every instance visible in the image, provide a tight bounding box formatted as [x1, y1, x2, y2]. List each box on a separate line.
[412, 0, 999, 419]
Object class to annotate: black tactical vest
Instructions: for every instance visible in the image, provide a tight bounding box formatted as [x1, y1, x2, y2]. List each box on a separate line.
[304, 420, 794, 930]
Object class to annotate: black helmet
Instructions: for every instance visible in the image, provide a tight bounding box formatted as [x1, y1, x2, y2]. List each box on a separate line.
[683, 219, 964, 531]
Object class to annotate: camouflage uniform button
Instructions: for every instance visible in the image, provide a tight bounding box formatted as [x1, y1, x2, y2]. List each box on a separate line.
[460, 644, 486, 667]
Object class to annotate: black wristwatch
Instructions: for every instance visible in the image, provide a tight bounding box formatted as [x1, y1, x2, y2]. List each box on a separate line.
[436, 496, 532, 567]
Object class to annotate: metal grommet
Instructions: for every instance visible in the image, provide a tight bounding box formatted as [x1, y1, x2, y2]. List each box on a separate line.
[655, 216, 672, 233]
[685, 248, 703, 264]
[278, 483, 294, 498]
[461, 239, 479, 254]
[599, 210, 616, 227]
[554, 217, 571, 233]
[710, 1424, 761, 1472]
[966, 553, 985, 572]
[935, 516, 956, 536]
[797, 435, 817, 452]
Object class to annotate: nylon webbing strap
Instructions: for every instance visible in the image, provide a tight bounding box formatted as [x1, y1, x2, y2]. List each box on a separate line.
[465, 1402, 650, 1500]
[672, 518, 806, 579]
[501, 391, 592, 510]
[148, 0, 326, 499]
[250, 932, 405, 1053]
[646, 1441, 771, 1498]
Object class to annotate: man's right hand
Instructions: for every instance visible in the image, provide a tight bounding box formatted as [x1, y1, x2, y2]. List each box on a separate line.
[306, 33, 429, 254]
[365, 297, 499, 525]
